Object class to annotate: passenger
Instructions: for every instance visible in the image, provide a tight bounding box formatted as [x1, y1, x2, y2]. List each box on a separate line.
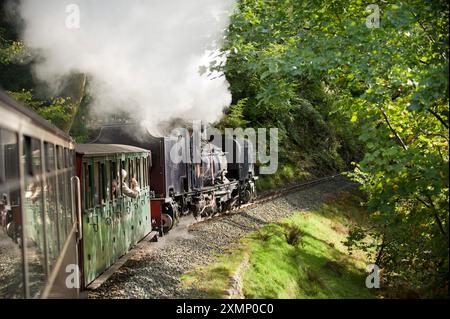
[130, 177, 141, 193]
[25, 179, 42, 203]
[121, 169, 139, 198]
[111, 179, 118, 198]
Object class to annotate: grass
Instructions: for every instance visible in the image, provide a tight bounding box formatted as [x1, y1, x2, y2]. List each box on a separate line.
[181, 191, 377, 299]
[181, 247, 248, 298]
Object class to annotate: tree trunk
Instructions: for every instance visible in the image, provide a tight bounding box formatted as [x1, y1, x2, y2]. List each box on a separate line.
[61, 73, 87, 133]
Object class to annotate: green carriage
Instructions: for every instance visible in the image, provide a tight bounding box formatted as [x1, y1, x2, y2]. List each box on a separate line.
[76, 144, 152, 287]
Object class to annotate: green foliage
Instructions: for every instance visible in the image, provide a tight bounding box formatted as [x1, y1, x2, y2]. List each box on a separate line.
[8, 89, 74, 130]
[69, 90, 93, 143]
[0, 25, 23, 64]
[217, 1, 361, 186]
[217, 98, 250, 129]
[1, 5, 85, 134]
[221, 0, 449, 296]
[0, 38, 23, 64]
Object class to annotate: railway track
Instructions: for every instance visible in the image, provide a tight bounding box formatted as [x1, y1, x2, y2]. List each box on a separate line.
[187, 173, 344, 231]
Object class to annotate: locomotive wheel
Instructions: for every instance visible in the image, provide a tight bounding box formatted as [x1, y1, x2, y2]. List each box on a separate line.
[241, 189, 252, 204]
[223, 201, 232, 213]
[6, 222, 14, 238]
[161, 213, 173, 234]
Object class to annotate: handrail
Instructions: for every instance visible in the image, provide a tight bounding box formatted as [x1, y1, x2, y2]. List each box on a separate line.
[71, 176, 82, 240]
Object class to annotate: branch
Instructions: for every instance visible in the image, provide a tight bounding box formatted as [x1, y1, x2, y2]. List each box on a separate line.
[416, 195, 447, 236]
[380, 107, 408, 150]
[375, 239, 386, 265]
[427, 107, 449, 129]
[407, 7, 447, 60]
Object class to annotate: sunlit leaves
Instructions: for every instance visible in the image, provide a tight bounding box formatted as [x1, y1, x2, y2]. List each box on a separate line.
[0, 29, 23, 64]
[224, 0, 449, 296]
[8, 89, 74, 130]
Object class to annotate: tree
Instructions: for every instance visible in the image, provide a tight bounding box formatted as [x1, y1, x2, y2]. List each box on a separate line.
[0, 27, 23, 64]
[220, 0, 449, 296]
[1, 7, 87, 134]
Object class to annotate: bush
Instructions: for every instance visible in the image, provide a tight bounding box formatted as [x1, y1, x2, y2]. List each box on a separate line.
[282, 223, 303, 246]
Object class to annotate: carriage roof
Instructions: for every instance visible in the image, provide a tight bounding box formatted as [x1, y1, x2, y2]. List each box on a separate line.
[75, 144, 150, 156]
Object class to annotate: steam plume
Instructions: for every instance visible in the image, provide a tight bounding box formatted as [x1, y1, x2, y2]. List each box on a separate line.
[16, 0, 235, 134]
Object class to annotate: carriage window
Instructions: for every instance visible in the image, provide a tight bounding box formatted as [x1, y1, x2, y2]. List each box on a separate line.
[140, 158, 143, 187]
[148, 157, 150, 185]
[45, 143, 54, 171]
[137, 158, 141, 187]
[110, 160, 118, 199]
[100, 162, 107, 204]
[144, 158, 147, 186]
[64, 148, 73, 230]
[24, 136, 46, 298]
[56, 146, 67, 245]
[143, 158, 147, 187]
[68, 150, 73, 167]
[146, 157, 149, 186]
[105, 161, 111, 202]
[0, 128, 24, 298]
[0, 129, 20, 206]
[139, 158, 145, 187]
[136, 158, 139, 183]
[133, 158, 136, 184]
[133, 158, 137, 182]
[83, 163, 87, 209]
[142, 158, 145, 187]
[64, 148, 69, 168]
[84, 163, 93, 210]
[56, 146, 62, 169]
[93, 162, 100, 206]
[148, 157, 151, 185]
[121, 160, 127, 194]
[23, 137, 32, 175]
[141, 158, 145, 187]
[130, 158, 135, 182]
[44, 142, 59, 269]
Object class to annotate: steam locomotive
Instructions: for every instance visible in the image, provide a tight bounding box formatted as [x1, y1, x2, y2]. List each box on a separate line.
[0, 90, 257, 298]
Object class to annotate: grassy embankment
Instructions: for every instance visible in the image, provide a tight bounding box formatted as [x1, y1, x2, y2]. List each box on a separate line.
[181, 191, 378, 299]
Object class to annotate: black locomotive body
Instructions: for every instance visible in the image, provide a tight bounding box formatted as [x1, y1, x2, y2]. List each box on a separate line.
[91, 124, 257, 233]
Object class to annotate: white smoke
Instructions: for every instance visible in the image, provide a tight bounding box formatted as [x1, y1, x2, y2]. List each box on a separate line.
[16, 0, 235, 133]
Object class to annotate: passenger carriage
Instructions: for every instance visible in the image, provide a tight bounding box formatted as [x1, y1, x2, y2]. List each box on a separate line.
[0, 91, 78, 298]
[75, 144, 152, 287]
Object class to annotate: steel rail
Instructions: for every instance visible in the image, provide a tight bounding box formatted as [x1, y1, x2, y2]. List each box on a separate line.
[187, 173, 344, 231]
